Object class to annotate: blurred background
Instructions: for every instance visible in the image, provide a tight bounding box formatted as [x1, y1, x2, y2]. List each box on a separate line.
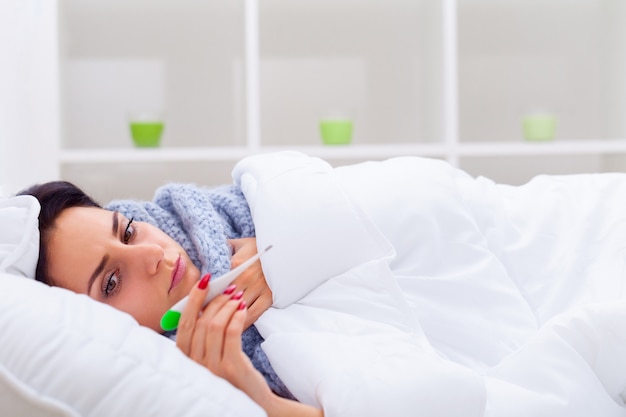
[2, 0, 626, 203]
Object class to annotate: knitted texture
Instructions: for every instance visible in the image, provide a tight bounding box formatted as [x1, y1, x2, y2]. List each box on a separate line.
[105, 183, 294, 399]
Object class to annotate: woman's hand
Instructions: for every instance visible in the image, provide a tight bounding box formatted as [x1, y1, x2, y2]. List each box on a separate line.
[228, 238, 273, 327]
[175, 277, 324, 417]
[176, 276, 275, 405]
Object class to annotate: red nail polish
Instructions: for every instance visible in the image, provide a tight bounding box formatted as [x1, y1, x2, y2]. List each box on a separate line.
[198, 273, 211, 290]
[231, 291, 244, 300]
[238, 300, 247, 310]
[223, 284, 237, 295]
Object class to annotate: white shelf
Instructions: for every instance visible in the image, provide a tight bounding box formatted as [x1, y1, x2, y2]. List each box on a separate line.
[456, 139, 626, 157]
[59, 139, 626, 165]
[49, 0, 626, 201]
[59, 144, 448, 164]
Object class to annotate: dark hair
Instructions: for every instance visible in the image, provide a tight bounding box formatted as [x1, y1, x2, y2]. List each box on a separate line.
[17, 181, 101, 285]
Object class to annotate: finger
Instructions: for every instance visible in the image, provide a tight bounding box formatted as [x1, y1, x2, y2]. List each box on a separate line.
[227, 239, 244, 268]
[231, 259, 262, 291]
[231, 269, 255, 294]
[188, 318, 207, 360]
[188, 290, 233, 361]
[245, 288, 261, 307]
[228, 237, 257, 254]
[246, 273, 271, 299]
[239, 276, 271, 308]
[227, 238, 244, 252]
[223, 301, 248, 361]
[200, 297, 244, 371]
[228, 238, 258, 269]
[244, 291, 272, 328]
[176, 273, 210, 354]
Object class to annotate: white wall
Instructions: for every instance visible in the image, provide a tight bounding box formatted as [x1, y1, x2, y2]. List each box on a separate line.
[0, 0, 60, 195]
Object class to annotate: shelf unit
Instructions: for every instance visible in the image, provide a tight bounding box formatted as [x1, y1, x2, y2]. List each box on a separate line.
[54, 0, 626, 202]
[59, 139, 626, 163]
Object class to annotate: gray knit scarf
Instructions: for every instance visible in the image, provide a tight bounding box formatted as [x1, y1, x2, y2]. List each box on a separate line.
[106, 183, 294, 399]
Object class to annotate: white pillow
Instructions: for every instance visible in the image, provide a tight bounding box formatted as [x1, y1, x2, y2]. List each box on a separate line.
[0, 196, 265, 417]
[0, 195, 40, 277]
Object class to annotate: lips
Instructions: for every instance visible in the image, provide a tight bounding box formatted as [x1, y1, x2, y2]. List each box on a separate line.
[169, 256, 186, 293]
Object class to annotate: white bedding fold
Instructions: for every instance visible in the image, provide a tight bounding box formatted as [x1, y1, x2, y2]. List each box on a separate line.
[233, 151, 394, 308]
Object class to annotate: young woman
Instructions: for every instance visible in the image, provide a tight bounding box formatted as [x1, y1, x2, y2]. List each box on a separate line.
[19, 180, 323, 417]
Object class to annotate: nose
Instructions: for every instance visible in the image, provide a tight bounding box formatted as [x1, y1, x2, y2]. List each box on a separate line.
[127, 243, 163, 276]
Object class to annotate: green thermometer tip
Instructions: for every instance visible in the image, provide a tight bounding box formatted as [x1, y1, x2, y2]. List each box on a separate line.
[160, 310, 181, 332]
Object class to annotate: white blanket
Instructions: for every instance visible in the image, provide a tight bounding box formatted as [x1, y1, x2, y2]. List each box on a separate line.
[233, 152, 626, 417]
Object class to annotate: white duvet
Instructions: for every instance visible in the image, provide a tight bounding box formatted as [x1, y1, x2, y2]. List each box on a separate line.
[233, 151, 626, 417]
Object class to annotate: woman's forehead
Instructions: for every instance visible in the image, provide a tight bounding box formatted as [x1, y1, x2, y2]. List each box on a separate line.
[60, 206, 112, 222]
[54, 206, 119, 235]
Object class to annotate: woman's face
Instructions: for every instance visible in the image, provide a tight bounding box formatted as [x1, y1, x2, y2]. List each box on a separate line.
[47, 206, 201, 332]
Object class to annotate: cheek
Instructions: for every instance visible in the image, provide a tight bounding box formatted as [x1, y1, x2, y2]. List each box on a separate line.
[110, 285, 166, 330]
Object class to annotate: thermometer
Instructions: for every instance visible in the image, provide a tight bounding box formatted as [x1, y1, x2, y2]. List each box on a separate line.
[160, 245, 273, 331]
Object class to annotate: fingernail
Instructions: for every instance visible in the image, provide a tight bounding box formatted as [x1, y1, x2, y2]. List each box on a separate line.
[231, 291, 244, 300]
[223, 284, 237, 295]
[238, 300, 247, 310]
[198, 273, 211, 290]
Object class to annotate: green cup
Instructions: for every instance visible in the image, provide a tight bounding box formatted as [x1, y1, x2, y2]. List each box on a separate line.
[523, 114, 556, 141]
[319, 119, 353, 145]
[130, 121, 164, 147]
[129, 116, 164, 148]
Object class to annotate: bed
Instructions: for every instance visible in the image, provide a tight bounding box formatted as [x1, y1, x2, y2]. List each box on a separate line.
[3, 151, 626, 416]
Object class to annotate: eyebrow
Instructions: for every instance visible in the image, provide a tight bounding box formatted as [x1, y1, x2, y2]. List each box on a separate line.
[86, 211, 118, 295]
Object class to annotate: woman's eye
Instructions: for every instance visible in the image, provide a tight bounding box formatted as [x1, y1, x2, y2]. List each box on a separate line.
[103, 272, 120, 297]
[123, 218, 135, 243]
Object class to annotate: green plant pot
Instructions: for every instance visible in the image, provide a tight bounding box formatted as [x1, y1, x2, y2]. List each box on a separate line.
[130, 122, 164, 147]
[319, 119, 353, 145]
[523, 115, 556, 141]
